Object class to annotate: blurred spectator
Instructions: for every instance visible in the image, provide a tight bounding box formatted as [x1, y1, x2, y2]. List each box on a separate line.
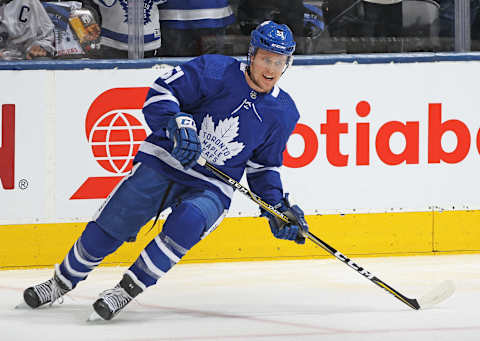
[237, 0, 305, 36]
[236, 0, 328, 54]
[158, 0, 235, 57]
[326, 0, 402, 38]
[438, 0, 480, 41]
[362, 0, 403, 37]
[237, 0, 327, 37]
[0, 0, 55, 60]
[42, 1, 100, 58]
[82, 0, 166, 59]
[303, 2, 327, 38]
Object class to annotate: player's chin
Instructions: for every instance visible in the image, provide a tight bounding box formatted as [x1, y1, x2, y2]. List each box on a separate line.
[260, 78, 277, 92]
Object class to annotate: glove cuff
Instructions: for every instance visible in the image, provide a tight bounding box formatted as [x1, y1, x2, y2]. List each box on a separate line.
[167, 112, 197, 140]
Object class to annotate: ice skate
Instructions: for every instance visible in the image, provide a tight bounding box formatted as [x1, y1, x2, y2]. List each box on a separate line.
[23, 264, 73, 308]
[91, 272, 143, 321]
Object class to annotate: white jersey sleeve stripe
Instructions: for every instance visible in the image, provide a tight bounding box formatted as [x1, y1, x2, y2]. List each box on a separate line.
[144, 94, 180, 108]
[144, 83, 180, 107]
[151, 83, 175, 95]
[246, 160, 281, 174]
[246, 166, 281, 175]
[246, 160, 263, 169]
[165, 66, 184, 84]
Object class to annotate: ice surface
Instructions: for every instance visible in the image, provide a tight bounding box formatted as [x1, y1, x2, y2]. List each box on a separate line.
[1, 254, 479, 341]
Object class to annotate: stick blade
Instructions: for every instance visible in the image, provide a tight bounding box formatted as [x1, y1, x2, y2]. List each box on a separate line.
[418, 280, 455, 309]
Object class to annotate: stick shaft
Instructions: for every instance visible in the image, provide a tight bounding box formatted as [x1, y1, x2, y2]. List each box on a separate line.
[200, 158, 420, 310]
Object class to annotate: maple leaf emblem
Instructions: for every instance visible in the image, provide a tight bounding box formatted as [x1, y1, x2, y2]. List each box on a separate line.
[117, 0, 166, 24]
[199, 115, 245, 165]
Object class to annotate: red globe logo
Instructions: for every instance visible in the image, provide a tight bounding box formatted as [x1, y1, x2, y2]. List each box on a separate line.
[88, 111, 147, 175]
[72, 87, 150, 200]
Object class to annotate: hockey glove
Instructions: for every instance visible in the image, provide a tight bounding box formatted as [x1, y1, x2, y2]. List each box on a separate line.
[260, 194, 309, 244]
[167, 112, 202, 170]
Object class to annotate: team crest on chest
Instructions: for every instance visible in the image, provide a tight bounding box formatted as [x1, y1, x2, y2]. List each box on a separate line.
[199, 115, 245, 165]
[116, 0, 165, 23]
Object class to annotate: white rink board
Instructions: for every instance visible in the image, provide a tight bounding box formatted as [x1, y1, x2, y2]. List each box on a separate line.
[1, 61, 480, 224]
[0, 71, 52, 222]
[279, 62, 480, 214]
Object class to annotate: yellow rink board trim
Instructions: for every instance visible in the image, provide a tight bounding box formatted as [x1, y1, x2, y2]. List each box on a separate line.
[0, 210, 479, 269]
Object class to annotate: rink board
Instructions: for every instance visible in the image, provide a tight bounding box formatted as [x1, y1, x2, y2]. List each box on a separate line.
[2, 59, 480, 268]
[0, 210, 479, 269]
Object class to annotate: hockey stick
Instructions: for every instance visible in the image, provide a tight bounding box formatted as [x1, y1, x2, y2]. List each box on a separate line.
[197, 157, 455, 310]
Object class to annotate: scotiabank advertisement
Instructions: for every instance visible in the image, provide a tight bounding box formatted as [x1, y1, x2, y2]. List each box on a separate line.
[1, 62, 480, 224]
[0, 71, 52, 224]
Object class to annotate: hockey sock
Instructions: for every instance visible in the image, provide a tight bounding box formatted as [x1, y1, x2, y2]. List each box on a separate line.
[128, 203, 205, 287]
[59, 222, 123, 287]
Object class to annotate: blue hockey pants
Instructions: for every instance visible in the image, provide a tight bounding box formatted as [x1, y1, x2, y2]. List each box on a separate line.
[57, 163, 226, 289]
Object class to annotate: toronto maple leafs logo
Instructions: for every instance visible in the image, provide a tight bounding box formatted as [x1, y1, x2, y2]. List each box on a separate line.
[199, 115, 245, 165]
[109, 0, 165, 24]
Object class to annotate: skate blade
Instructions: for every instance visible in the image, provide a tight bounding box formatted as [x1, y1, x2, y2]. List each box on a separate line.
[87, 310, 104, 322]
[14, 302, 30, 310]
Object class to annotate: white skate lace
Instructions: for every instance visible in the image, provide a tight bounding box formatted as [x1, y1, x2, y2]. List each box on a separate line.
[50, 279, 67, 306]
[32, 278, 68, 306]
[99, 286, 132, 313]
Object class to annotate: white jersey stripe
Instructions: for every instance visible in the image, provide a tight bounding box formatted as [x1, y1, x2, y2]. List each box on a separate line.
[165, 67, 184, 84]
[246, 166, 281, 175]
[140, 250, 166, 278]
[138, 141, 234, 200]
[159, 6, 233, 21]
[101, 36, 161, 52]
[64, 254, 90, 278]
[73, 242, 102, 268]
[246, 160, 262, 168]
[144, 94, 180, 108]
[154, 236, 181, 263]
[151, 82, 175, 95]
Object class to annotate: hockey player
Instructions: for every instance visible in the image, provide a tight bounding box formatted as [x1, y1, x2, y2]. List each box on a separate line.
[23, 20, 309, 321]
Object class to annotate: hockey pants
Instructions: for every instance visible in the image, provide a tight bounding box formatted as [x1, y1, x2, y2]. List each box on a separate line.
[58, 163, 226, 289]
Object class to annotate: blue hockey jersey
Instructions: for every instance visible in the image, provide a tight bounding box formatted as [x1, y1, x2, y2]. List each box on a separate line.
[134, 54, 299, 209]
[158, 0, 235, 29]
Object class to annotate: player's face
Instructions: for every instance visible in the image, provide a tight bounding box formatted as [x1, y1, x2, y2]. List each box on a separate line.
[248, 49, 288, 93]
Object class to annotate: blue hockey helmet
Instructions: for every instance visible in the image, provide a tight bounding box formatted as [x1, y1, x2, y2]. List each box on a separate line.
[248, 21, 296, 70]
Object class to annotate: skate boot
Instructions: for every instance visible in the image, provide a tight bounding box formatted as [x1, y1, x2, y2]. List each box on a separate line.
[23, 264, 73, 308]
[92, 272, 143, 320]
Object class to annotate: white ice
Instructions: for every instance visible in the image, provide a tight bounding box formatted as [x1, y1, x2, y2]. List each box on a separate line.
[1, 254, 479, 341]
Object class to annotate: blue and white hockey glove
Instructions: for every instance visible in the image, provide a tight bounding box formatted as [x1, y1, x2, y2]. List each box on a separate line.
[260, 194, 309, 245]
[167, 112, 202, 170]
